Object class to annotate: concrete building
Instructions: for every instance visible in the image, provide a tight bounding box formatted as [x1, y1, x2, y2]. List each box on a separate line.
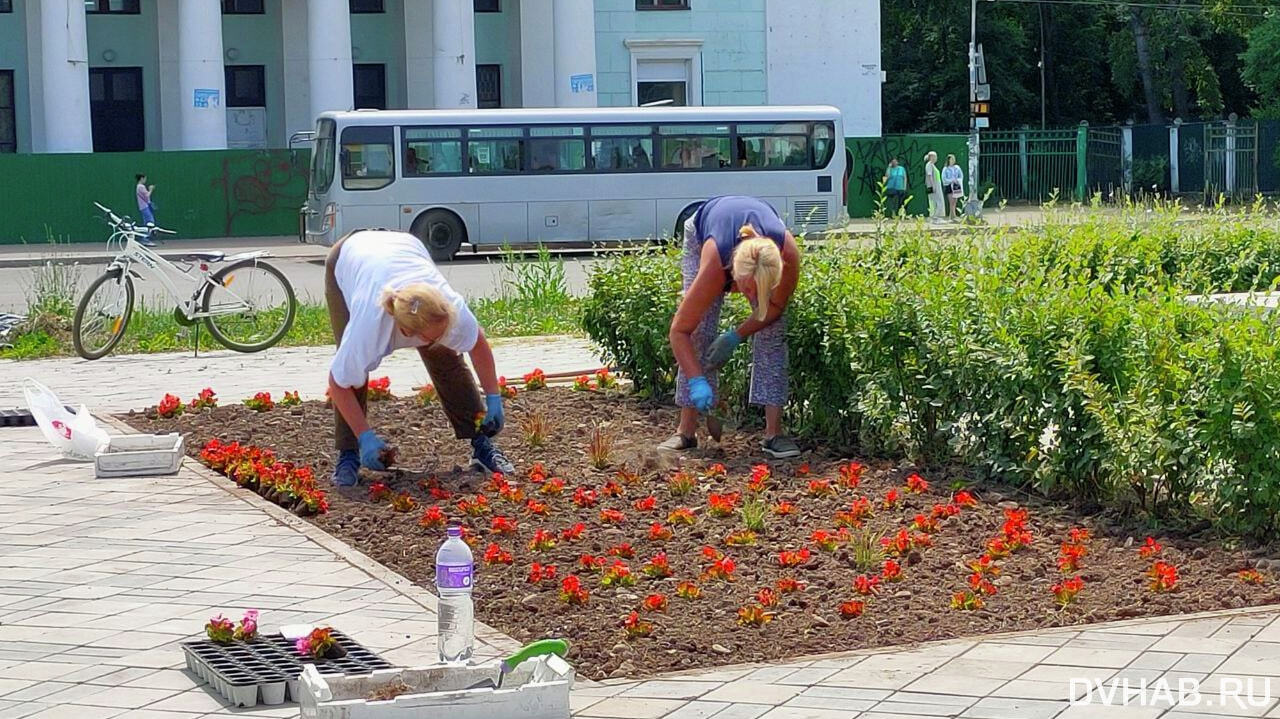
[0, 0, 881, 154]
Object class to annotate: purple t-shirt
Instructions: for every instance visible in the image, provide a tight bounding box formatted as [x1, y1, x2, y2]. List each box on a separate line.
[136, 183, 151, 211]
[693, 196, 786, 270]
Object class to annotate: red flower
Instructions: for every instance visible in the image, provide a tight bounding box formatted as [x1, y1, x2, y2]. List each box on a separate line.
[571, 487, 598, 508]
[749, 464, 771, 489]
[366, 376, 392, 401]
[600, 508, 626, 524]
[668, 507, 697, 525]
[853, 574, 880, 596]
[773, 500, 797, 516]
[968, 573, 998, 595]
[497, 376, 518, 400]
[642, 553, 673, 578]
[279, 390, 301, 407]
[905, 473, 929, 494]
[647, 522, 673, 541]
[736, 605, 772, 627]
[418, 506, 446, 528]
[848, 497, 874, 521]
[595, 368, 618, 389]
[968, 554, 1001, 576]
[725, 529, 758, 546]
[188, 387, 218, 411]
[950, 590, 984, 610]
[807, 479, 834, 497]
[560, 522, 586, 541]
[522, 368, 547, 390]
[607, 543, 635, 558]
[430, 486, 454, 501]
[633, 496, 657, 512]
[985, 537, 1011, 558]
[601, 561, 636, 588]
[243, 392, 274, 412]
[368, 482, 391, 502]
[1238, 569, 1266, 585]
[707, 492, 740, 517]
[1068, 527, 1092, 544]
[528, 529, 557, 552]
[776, 577, 806, 593]
[157, 393, 185, 418]
[642, 593, 668, 612]
[756, 587, 779, 607]
[796, 462, 812, 477]
[482, 543, 513, 565]
[539, 478, 565, 496]
[811, 529, 843, 552]
[837, 461, 864, 489]
[668, 471, 697, 496]
[457, 495, 491, 516]
[622, 610, 653, 637]
[579, 554, 608, 571]
[839, 600, 865, 618]
[390, 492, 416, 513]
[930, 503, 961, 519]
[1139, 537, 1163, 559]
[601, 481, 624, 497]
[527, 563, 557, 584]
[525, 499, 549, 516]
[703, 557, 736, 582]
[1058, 543, 1087, 572]
[880, 529, 912, 557]
[882, 488, 901, 509]
[572, 375, 596, 392]
[559, 576, 588, 605]
[701, 545, 724, 561]
[675, 581, 701, 599]
[952, 490, 978, 507]
[910, 514, 939, 533]
[528, 463, 548, 483]
[703, 463, 727, 480]
[1052, 576, 1084, 606]
[490, 516, 517, 535]
[911, 533, 933, 549]
[881, 559, 903, 582]
[1148, 561, 1179, 592]
[778, 548, 812, 567]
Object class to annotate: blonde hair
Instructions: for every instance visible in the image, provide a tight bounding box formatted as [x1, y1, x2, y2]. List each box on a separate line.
[381, 283, 456, 336]
[732, 224, 783, 322]
[925, 151, 937, 162]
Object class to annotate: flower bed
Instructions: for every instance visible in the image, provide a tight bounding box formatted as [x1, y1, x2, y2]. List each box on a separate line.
[124, 386, 1280, 680]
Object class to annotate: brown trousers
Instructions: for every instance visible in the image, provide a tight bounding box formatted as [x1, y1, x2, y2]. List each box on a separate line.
[325, 237, 485, 451]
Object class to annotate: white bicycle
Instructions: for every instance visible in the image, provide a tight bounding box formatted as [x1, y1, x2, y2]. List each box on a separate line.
[72, 202, 297, 360]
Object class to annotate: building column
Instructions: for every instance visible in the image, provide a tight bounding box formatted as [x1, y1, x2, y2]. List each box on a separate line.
[308, 0, 354, 121]
[552, 0, 596, 107]
[39, 0, 93, 153]
[519, 0, 555, 107]
[177, 0, 228, 149]
[433, 0, 477, 109]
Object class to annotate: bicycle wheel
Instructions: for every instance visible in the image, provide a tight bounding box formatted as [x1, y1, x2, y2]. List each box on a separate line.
[201, 258, 296, 353]
[72, 269, 135, 360]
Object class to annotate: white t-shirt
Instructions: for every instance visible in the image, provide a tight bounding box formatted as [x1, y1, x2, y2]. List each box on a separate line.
[329, 230, 480, 388]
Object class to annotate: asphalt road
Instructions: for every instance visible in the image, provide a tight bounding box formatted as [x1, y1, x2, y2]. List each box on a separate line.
[0, 254, 604, 314]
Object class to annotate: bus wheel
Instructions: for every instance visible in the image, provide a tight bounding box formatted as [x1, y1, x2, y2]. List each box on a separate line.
[413, 209, 465, 262]
[672, 203, 701, 245]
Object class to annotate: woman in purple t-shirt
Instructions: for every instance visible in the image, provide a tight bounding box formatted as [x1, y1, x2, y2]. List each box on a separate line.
[662, 195, 803, 459]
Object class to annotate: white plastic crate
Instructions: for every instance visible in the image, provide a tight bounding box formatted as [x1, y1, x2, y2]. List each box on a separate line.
[298, 655, 573, 719]
[94, 433, 184, 478]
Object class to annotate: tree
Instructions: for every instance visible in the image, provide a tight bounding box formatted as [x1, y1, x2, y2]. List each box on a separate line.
[1241, 11, 1280, 117]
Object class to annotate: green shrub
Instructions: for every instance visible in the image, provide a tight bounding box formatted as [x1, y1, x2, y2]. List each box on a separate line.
[581, 207, 1280, 539]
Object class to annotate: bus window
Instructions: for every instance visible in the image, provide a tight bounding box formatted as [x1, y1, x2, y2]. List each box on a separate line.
[737, 123, 810, 169]
[590, 125, 653, 171]
[812, 122, 836, 169]
[468, 127, 523, 174]
[657, 124, 730, 169]
[528, 126, 586, 172]
[340, 125, 395, 190]
[312, 118, 336, 193]
[403, 127, 463, 176]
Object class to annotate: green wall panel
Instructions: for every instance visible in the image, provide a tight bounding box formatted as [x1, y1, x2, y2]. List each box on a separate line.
[0, 149, 309, 244]
[845, 134, 970, 218]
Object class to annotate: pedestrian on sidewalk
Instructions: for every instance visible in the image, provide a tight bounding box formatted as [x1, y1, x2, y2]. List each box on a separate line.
[662, 195, 803, 460]
[883, 157, 908, 216]
[324, 229, 515, 487]
[134, 173, 158, 247]
[924, 152, 945, 223]
[942, 154, 965, 221]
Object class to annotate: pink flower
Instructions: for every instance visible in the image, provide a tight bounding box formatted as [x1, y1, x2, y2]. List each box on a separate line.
[295, 637, 312, 655]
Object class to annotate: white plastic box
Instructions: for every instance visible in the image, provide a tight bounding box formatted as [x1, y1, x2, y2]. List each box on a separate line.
[298, 655, 573, 719]
[94, 433, 184, 478]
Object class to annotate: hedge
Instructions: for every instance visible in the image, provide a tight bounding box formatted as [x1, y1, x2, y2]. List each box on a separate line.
[580, 207, 1280, 539]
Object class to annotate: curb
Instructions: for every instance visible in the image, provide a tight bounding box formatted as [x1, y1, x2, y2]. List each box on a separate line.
[0, 249, 330, 270]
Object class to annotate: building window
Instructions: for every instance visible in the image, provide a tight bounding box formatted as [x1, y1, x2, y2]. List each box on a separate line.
[349, 0, 384, 12]
[474, 0, 500, 12]
[225, 65, 266, 107]
[353, 64, 387, 110]
[89, 67, 144, 152]
[0, 1, 11, 13]
[221, 0, 264, 14]
[477, 65, 501, 109]
[0, 71, 14, 153]
[85, 0, 141, 13]
[636, 0, 689, 9]
[626, 38, 703, 107]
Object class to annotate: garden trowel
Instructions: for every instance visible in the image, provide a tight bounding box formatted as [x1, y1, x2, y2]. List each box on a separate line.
[465, 639, 570, 690]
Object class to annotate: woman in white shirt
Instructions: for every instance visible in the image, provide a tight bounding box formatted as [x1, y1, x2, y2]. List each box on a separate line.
[924, 151, 945, 223]
[941, 154, 964, 221]
[324, 229, 514, 486]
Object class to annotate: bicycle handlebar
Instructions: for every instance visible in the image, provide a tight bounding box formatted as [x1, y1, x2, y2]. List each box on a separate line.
[93, 202, 175, 236]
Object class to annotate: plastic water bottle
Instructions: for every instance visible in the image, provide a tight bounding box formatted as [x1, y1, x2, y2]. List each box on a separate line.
[435, 526, 474, 663]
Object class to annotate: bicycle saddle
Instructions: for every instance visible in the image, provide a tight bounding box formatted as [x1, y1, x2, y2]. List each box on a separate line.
[181, 251, 226, 262]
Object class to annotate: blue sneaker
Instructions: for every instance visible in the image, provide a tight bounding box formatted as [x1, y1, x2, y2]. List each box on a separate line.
[332, 450, 360, 487]
[470, 436, 515, 475]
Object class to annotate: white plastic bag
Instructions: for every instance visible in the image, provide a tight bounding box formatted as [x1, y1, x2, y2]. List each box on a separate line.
[22, 378, 108, 461]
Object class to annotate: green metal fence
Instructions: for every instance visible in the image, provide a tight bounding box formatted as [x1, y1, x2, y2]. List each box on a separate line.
[979, 127, 1081, 203]
[845, 134, 970, 217]
[0, 149, 309, 245]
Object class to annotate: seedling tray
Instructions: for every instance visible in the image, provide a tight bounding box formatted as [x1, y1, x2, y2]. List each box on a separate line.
[0, 406, 76, 428]
[95, 433, 184, 478]
[182, 630, 393, 708]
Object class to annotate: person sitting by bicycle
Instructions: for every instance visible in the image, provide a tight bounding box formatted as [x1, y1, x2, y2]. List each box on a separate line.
[325, 229, 515, 486]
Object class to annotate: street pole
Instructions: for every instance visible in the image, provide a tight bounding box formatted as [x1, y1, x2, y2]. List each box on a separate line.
[964, 0, 982, 218]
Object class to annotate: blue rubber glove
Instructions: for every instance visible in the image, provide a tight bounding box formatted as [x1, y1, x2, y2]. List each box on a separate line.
[357, 429, 388, 471]
[687, 376, 714, 412]
[702, 330, 743, 373]
[482, 393, 505, 435]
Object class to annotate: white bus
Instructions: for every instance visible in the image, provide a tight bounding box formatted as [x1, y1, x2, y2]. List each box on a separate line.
[300, 105, 846, 260]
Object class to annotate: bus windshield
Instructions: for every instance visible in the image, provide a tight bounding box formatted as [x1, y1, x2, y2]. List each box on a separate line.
[311, 119, 336, 195]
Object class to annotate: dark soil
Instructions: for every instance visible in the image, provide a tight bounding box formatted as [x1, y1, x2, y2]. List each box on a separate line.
[123, 389, 1280, 681]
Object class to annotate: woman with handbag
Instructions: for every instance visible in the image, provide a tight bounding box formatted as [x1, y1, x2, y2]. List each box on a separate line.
[941, 154, 965, 222]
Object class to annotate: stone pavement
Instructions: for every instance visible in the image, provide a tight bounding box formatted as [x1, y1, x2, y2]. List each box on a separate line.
[0, 336, 600, 413]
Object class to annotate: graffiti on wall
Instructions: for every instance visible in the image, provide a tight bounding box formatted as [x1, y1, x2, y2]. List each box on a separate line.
[851, 136, 951, 200]
[209, 151, 309, 235]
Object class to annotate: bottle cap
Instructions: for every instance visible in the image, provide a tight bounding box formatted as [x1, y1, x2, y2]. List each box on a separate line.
[446, 525, 462, 537]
